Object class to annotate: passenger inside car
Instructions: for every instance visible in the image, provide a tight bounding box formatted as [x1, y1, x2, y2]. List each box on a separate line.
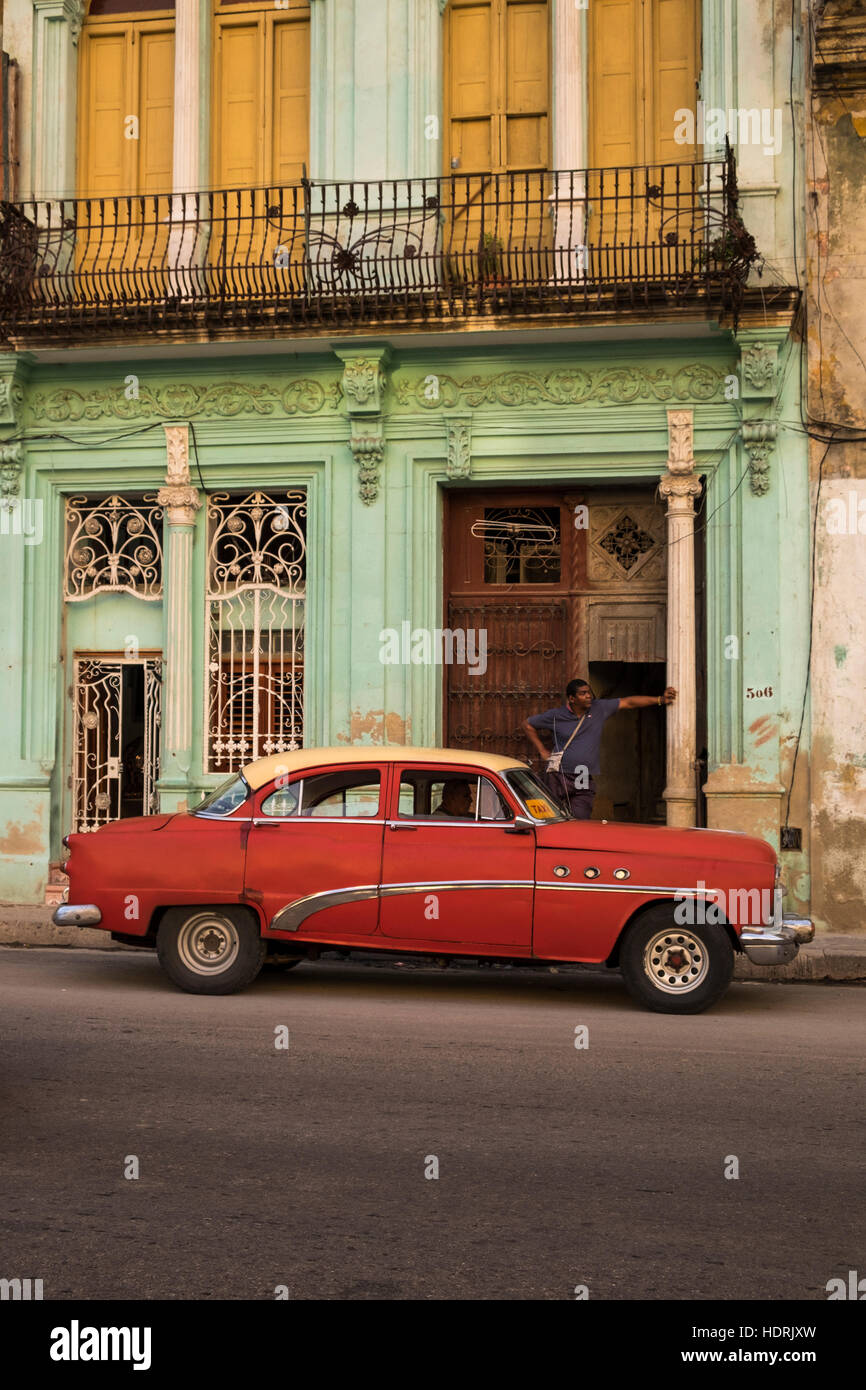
[432, 780, 475, 818]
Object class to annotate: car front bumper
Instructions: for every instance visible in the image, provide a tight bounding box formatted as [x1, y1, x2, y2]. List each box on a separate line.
[52, 904, 102, 927]
[739, 917, 814, 965]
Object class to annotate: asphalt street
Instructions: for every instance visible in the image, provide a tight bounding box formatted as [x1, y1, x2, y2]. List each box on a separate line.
[0, 947, 863, 1301]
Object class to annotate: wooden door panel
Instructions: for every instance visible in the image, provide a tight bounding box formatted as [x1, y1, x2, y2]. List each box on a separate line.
[138, 31, 174, 193]
[272, 17, 310, 184]
[215, 20, 263, 188]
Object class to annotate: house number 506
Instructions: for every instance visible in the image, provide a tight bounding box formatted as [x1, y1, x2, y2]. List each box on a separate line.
[746, 686, 774, 699]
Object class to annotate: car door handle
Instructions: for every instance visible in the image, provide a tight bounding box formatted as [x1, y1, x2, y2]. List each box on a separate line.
[387, 823, 417, 831]
[252, 818, 284, 827]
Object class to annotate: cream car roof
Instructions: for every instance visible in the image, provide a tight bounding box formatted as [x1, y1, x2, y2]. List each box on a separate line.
[242, 747, 528, 791]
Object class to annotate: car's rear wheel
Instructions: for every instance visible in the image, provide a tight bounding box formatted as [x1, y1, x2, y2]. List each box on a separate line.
[619, 907, 734, 1014]
[157, 906, 265, 995]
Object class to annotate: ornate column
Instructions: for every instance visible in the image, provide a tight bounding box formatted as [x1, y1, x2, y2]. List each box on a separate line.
[660, 410, 702, 828]
[168, 0, 212, 276]
[549, 0, 588, 278]
[157, 425, 201, 795]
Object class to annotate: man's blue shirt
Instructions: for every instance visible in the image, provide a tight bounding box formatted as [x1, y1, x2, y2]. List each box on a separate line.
[527, 699, 621, 778]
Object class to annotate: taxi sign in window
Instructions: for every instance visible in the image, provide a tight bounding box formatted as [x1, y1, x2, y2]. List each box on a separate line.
[526, 798, 556, 819]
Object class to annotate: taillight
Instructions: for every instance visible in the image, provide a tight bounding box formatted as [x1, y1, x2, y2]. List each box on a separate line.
[61, 861, 70, 875]
[62, 834, 71, 850]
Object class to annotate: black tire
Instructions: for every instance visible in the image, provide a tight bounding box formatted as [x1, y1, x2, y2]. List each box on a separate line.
[157, 906, 265, 995]
[618, 906, 734, 1014]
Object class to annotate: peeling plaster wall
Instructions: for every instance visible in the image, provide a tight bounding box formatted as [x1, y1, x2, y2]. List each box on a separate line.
[806, 0, 866, 933]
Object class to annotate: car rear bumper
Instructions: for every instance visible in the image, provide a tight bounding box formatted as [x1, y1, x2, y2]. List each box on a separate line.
[52, 904, 103, 927]
[739, 917, 814, 965]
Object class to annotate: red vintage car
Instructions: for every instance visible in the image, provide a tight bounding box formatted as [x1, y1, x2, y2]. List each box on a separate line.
[53, 747, 813, 1013]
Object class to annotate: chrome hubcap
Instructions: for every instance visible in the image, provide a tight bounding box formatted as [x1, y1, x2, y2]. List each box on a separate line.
[177, 913, 240, 975]
[643, 929, 709, 994]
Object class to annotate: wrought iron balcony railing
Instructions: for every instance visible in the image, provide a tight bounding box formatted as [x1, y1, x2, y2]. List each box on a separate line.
[0, 149, 758, 341]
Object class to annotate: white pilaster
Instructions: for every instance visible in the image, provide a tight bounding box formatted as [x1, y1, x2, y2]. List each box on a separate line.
[660, 410, 702, 828]
[168, 0, 211, 275]
[157, 425, 201, 779]
[31, 0, 83, 199]
[549, 0, 588, 277]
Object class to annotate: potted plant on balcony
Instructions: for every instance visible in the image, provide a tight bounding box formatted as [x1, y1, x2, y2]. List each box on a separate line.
[478, 232, 511, 290]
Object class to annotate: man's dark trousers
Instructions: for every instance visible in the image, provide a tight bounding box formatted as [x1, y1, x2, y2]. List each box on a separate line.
[547, 772, 596, 820]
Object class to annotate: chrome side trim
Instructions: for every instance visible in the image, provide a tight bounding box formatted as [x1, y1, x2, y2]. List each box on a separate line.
[254, 817, 387, 826]
[268, 879, 534, 933]
[270, 885, 380, 932]
[537, 881, 682, 895]
[267, 877, 771, 935]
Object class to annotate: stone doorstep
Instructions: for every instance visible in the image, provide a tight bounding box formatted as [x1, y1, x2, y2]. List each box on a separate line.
[0, 906, 864, 982]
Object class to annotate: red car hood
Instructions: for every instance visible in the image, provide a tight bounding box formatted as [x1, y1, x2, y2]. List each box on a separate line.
[95, 814, 178, 834]
[536, 818, 775, 868]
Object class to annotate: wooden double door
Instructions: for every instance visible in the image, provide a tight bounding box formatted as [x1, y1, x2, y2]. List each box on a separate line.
[444, 486, 670, 823]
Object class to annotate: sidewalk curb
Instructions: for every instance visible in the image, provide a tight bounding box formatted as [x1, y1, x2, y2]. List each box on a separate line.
[2, 907, 864, 981]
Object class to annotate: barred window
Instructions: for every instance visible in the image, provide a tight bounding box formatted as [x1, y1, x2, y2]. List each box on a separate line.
[64, 494, 163, 601]
[205, 489, 306, 774]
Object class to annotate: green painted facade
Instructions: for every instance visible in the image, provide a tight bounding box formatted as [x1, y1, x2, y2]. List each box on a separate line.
[0, 0, 814, 921]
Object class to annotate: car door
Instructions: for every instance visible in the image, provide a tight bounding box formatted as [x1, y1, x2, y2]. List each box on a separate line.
[378, 763, 535, 950]
[244, 763, 387, 939]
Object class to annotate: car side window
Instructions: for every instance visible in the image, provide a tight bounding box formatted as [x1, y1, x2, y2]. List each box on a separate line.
[397, 771, 512, 821]
[261, 770, 382, 819]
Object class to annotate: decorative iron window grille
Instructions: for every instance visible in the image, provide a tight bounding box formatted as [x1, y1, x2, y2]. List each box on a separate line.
[205, 489, 306, 774]
[65, 494, 163, 600]
[476, 507, 561, 584]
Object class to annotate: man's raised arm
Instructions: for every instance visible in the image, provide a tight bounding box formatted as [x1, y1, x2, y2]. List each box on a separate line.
[617, 687, 678, 711]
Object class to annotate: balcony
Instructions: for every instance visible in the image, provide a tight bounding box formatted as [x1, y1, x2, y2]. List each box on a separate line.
[0, 150, 764, 348]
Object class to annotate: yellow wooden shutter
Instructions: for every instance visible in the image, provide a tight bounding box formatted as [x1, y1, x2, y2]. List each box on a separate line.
[270, 15, 310, 184]
[445, 0, 549, 174]
[137, 29, 175, 193]
[591, 0, 700, 168]
[650, 0, 700, 165]
[502, 0, 549, 171]
[79, 27, 133, 197]
[214, 19, 264, 188]
[445, 1, 496, 173]
[589, 0, 642, 169]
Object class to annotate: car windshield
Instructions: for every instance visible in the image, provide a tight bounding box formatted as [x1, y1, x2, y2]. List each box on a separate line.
[504, 768, 569, 822]
[193, 775, 250, 817]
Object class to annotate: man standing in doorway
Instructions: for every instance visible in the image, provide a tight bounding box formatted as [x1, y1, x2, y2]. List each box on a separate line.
[522, 678, 677, 820]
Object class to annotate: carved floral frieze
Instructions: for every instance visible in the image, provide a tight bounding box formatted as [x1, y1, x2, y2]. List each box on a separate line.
[26, 378, 342, 424]
[394, 364, 731, 410]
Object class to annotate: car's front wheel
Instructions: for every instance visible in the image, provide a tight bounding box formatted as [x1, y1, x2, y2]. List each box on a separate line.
[619, 908, 734, 1014]
[157, 906, 265, 995]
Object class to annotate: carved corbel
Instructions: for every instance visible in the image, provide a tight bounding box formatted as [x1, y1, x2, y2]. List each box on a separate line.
[742, 421, 778, 497]
[334, 346, 391, 502]
[0, 442, 24, 498]
[445, 414, 472, 479]
[0, 353, 32, 428]
[739, 341, 779, 400]
[350, 423, 385, 506]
